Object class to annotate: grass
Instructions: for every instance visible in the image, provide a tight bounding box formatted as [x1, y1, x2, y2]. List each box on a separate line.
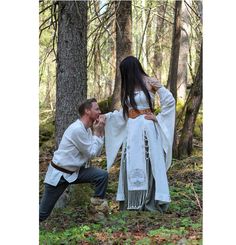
[39, 146, 202, 245]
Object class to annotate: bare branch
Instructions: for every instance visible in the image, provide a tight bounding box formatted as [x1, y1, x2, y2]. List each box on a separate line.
[92, 0, 115, 42]
[184, 0, 201, 19]
[39, 15, 52, 30]
[39, 20, 57, 38]
[138, 7, 151, 60]
[39, 4, 53, 15]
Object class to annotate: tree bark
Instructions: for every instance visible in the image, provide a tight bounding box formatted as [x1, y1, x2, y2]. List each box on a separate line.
[167, 0, 182, 158]
[178, 43, 202, 158]
[153, 1, 167, 80]
[55, 1, 87, 146]
[167, 0, 182, 100]
[54, 1, 87, 208]
[177, 0, 191, 101]
[108, 4, 116, 97]
[111, 0, 132, 110]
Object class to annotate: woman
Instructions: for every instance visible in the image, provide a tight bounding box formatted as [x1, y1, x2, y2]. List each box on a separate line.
[104, 56, 175, 212]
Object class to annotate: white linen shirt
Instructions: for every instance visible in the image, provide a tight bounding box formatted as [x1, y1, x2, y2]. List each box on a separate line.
[44, 119, 104, 186]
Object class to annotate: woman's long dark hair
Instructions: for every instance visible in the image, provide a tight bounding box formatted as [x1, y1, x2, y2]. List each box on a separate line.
[120, 56, 154, 119]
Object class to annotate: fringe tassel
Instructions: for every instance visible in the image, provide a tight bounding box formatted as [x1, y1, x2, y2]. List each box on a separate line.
[126, 131, 149, 210]
[127, 190, 147, 210]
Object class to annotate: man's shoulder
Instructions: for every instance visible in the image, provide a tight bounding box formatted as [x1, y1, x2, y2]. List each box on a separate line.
[64, 120, 83, 134]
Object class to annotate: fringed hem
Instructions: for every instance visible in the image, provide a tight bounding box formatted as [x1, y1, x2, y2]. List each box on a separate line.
[127, 190, 147, 210]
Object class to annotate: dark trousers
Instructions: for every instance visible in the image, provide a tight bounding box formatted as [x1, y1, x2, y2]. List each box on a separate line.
[39, 166, 108, 222]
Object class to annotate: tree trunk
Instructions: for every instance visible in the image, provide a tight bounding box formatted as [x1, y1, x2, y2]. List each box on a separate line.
[153, 1, 167, 80]
[94, 42, 102, 101]
[111, 0, 132, 110]
[141, 0, 148, 70]
[55, 1, 87, 208]
[108, 5, 116, 97]
[178, 43, 202, 158]
[177, 0, 191, 101]
[167, 0, 182, 158]
[55, 1, 87, 146]
[167, 0, 182, 100]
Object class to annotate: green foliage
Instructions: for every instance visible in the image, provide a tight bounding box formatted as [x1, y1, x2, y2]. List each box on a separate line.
[148, 226, 187, 238]
[40, 147, 202, 244]
[69, 184, 93, 207]
[39, 109, 55, 152]
[39, 225, 96, 245]
[194, 113, 203, 138]
[154, 106, 161, 115]
[135, 237, 151, 245]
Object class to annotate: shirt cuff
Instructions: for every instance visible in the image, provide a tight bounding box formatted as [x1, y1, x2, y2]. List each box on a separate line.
[93, 135, 104, 144]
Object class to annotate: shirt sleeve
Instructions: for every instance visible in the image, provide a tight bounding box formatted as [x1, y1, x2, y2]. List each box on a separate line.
[70, 127, 104, 159]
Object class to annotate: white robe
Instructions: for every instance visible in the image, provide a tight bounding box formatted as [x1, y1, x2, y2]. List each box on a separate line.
[105, 86, 175, 203]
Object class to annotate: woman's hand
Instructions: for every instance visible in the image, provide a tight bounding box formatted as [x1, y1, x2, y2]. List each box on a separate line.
[99, 114, 106, 122]
[144, 112, 157, 122]
[93, 115, 106, 137]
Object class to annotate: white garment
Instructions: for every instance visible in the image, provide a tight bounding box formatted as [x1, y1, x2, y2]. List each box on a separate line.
[44, 119, 104, 186]
[105, 86, 175, 203]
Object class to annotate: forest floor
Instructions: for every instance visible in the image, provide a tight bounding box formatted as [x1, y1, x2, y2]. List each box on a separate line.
[39, 141, 202, 245]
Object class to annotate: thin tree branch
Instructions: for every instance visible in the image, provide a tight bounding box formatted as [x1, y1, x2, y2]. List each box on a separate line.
[93, 0, 115, 42]
[39, 20, 57, 38]
[138, 7, 151, 60]
[184, 0, 201, 19]
[39, 4, 53, 15]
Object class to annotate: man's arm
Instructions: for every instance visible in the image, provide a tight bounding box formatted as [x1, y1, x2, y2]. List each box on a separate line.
[71, 124, 104, 159]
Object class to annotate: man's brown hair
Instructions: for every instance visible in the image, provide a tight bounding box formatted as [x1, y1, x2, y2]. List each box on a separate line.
[78, 98, 97, 116]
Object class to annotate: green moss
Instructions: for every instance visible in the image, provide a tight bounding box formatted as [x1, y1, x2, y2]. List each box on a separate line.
[39, 109, 55, 152]
[194, 114, 203, 138]
[98, 96, 112, 114]
[176, 99, 185, 116]
[69, 184, 93, 207]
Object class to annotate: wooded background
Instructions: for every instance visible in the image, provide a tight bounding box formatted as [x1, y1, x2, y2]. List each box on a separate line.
[39, 1, 203, 243]
[39, 0, 202, 159]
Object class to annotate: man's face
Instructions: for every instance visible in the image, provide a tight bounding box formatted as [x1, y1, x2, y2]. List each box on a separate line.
[86, 102, 101, 122]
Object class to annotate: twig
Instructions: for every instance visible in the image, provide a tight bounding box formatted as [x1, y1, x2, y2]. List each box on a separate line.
[39, 3, 53, 15]
[39, 20, 57, 38]
[188, 178, 202, 211]
[93, 0, 115, 42]
[138, 7, 151, 60]
[184, 0, 201, 20]
[87, 2, 111, 26]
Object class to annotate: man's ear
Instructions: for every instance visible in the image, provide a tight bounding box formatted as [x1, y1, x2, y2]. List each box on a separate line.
[84, 108, 91, 115]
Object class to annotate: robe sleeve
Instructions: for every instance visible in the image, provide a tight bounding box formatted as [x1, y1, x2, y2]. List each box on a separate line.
[145, 77, 162, 93]
[105, 109, 127, 171]
[156, 86, 176, 170]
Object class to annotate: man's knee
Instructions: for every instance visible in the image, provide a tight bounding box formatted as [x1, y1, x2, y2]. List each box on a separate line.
[101, 170, 108, 181]
[95, 169, 108, 183]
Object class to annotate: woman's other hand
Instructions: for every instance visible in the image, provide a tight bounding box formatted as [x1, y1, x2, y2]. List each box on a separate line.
[144, 112, 157, 122]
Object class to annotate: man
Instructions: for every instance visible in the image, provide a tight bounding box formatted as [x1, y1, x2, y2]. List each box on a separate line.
[39, 98, 108, 222]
